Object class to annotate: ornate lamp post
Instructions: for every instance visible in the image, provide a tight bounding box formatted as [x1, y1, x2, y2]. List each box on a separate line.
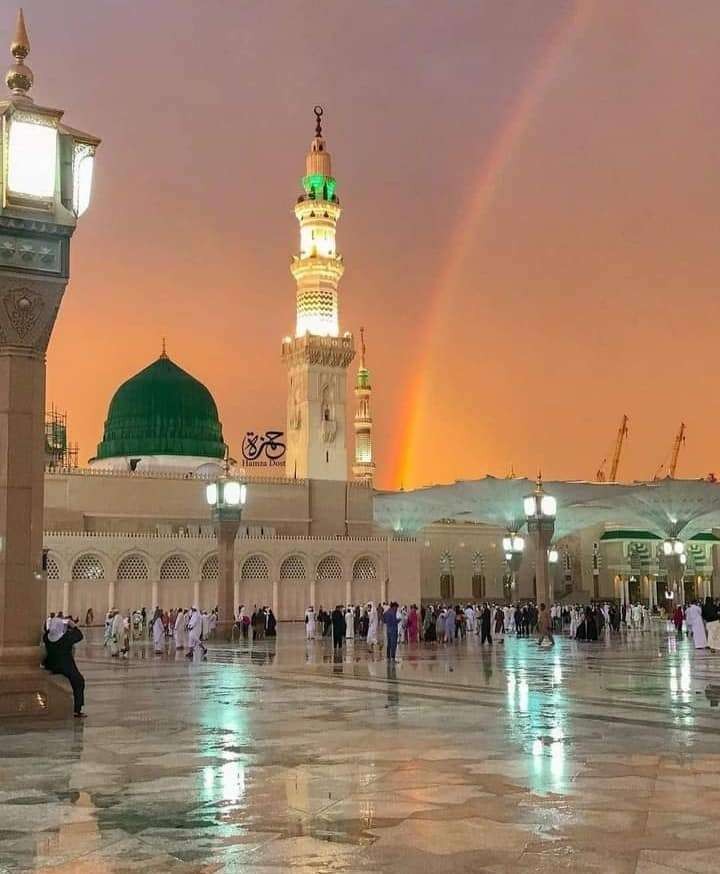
[501, 533, 524, 602]
[523, 475, 556, 605]
[662, 538, 686, 603]
[0, 11, 99, 716]
[206, 475, 247, 640]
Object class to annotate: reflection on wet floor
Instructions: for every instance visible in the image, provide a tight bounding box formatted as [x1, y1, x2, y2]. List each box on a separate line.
[1, 623, 720, 872]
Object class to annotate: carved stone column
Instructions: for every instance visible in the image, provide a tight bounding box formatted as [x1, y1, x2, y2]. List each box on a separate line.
[216, 519, 240, 640]
[0, 273, 71, 716]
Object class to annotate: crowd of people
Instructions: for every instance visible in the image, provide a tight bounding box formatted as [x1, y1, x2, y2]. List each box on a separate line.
[301, 597, 720, 657]
[97, 604, 279, 660]
[41, 595, 720, 717]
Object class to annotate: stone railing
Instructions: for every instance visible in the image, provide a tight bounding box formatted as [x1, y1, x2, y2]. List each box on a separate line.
[45, 530, 416, 544]
[44, 466, 308, 486]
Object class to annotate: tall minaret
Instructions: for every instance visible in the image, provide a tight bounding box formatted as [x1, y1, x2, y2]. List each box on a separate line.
[282, 107, 355, 481]
[352, 327, 375, 482]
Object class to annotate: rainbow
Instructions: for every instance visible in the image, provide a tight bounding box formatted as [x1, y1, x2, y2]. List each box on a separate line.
[393, 1, 596, 489]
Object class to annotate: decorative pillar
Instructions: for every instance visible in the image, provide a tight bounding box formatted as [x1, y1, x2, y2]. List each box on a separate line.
[272, 578, 279, 616]
[524, 477, 555, 607]
[62, 581, 70, 616]
[216, 520, 240, 640]
[151, 580, 159, 610]
[381, 575, 388, 604]
[233, 577, 240, 616]
[107, 578, 116, 612]
[0, 11, 100, 718]
[193, 579, 201, 608]
[310, 576, 317, 610]
[345, 577, 352, 606]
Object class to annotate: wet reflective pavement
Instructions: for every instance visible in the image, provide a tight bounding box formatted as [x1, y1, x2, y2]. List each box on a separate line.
[1, 624, 720, 872]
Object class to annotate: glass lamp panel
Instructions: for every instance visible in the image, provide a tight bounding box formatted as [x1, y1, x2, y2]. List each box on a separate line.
[673, 540, 684, 555]
[205, 483, 218, 506]
[513, 536, 525, 552]
[223, 481, 241, 506]
[548, 549, 559, 564]
[662, 540, 673, 556]
[73, 151, 94, 216]
[502, 536, 512, 552]
[523, 496, 536, 518]
[8, 119, 57, 198]
[540, 495, 557, 517]
[239, 484, 247, 506]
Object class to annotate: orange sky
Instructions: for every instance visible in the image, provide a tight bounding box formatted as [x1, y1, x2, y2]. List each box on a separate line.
[20, 0, 720, 489]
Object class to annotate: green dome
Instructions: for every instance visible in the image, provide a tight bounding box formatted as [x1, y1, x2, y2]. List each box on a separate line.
[95, 354, 226, 461]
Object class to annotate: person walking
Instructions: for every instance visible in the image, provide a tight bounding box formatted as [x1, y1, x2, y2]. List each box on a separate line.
[537, 603, 554, 647]
[384, 601, 400, 661]
[703, 597, 719, 652]
[331, 605, 346, 651]
[480, 604, 492, 645]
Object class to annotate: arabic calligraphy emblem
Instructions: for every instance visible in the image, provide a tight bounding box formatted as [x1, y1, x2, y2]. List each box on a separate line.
[241, 430, 286, 463]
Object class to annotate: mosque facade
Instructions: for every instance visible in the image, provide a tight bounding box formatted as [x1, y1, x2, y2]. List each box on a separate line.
[44, 112, 421, 622]
[43, 112, 719, 620]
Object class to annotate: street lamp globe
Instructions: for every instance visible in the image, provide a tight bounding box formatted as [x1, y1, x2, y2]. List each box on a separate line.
[206, 476, 247, 514]
[548, 548, 559, 564]
[524, 475, 556, 520]
[662, 538, 684, 557]
[2, 10, 99, 216]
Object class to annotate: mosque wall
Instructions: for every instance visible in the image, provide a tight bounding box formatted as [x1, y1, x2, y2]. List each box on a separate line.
[417, 522, 509, 603]
[44, 470, 374, 538]
[44, 531, 419, 622]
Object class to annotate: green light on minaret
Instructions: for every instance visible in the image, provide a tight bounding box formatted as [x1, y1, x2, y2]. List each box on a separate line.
[302, 173, 337, 201]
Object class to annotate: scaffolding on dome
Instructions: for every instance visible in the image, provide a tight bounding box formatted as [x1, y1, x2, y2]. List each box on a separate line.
[45, 405, 79, 470]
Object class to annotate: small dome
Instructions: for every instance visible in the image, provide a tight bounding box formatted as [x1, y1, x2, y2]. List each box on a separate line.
[94, 354, 225, 462]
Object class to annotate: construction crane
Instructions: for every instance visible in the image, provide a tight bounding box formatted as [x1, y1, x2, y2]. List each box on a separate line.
[596, 414, 629, 482]
[653, 423, 686, 480]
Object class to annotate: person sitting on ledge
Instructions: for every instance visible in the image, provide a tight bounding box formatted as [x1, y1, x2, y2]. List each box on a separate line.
[43, 616, 86, 719]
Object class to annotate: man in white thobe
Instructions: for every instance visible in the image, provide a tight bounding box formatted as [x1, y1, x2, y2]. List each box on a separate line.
[174, 610, 186, 649]
[110, 609, 124, 657]
[345, 606, 354, 639]
[186, 608, 202, 658]
[367, 602, 379, 648]
[305, 607, 316, 640]
[686, 602, 707, 649]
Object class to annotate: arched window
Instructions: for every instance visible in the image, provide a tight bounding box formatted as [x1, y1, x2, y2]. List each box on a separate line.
[201, 555, 219, 581]
[117, 554, 149, 581]
[160, 555, 191, 580]
[46, 554, 61, 581]
[352, 557, 377, 581]
[241, 555, 270, 581]
[72, 554, 105, 581]
[317, 555, 343, 581]
[439, 551, 454, 600]
[280, 555, 306, 581]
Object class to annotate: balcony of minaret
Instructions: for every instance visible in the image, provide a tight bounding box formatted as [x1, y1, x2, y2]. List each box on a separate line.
[295, 200, 341, 223]
[281, 333, 356, 368]
[290, 254, 344, 282]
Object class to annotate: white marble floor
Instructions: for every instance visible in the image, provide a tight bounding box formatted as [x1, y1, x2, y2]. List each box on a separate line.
[1, 623, 720, 872]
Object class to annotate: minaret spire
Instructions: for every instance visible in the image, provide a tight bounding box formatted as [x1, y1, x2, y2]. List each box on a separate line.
[6, 8, 33, 99]
[353, 328, 375, 483]
[281, 106, 355, 482]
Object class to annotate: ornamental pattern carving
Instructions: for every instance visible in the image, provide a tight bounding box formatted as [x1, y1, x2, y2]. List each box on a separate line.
[4, 287, 43, 338]
[0, 278, 65, 353]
